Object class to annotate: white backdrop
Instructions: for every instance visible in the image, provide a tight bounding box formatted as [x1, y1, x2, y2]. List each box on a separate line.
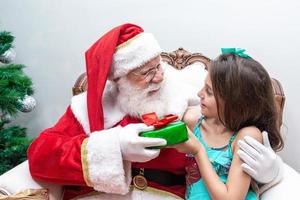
[0, 0, 299, 172]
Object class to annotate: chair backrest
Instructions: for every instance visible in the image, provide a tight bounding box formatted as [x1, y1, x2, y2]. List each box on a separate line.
[72, 48, 285, 128]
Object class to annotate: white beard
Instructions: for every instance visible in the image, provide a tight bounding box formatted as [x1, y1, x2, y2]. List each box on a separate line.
[116, 77, 171, 118]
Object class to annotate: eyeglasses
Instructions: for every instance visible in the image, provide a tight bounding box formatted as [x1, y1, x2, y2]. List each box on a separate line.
[131, 64, 162, 82]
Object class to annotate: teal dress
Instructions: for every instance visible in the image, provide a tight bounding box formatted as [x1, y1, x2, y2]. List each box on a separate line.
[186, 116, 258, 200]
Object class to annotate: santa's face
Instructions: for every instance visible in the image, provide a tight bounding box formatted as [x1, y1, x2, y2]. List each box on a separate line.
[116, 63, 170, 118]
[126, 56, 164, 94]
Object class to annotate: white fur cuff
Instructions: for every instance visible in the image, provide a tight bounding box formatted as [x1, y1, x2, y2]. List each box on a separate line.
[83, 126, 132, 194]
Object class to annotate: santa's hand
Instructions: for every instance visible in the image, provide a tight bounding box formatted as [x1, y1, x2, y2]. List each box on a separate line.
[237, 131, 283, 184]
[118, 123, 167, 162]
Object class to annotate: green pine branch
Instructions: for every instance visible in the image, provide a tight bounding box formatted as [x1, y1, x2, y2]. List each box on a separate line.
[0, 64, 33, 115]
[0, 126, 33, 175]
[0, 31, 14, 56]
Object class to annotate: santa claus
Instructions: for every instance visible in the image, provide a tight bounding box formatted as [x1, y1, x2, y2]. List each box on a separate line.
[27, 23, 283, 200]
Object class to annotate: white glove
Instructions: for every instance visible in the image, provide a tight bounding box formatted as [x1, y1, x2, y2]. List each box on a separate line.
[237, 131, 283, 184]
[118, 123, 167, 163]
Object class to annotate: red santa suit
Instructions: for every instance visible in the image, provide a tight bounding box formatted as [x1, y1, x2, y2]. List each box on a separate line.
[27, 23, 201, 200]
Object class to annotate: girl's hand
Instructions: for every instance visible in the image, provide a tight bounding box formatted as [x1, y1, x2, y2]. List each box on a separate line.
[171, 128, 204, 155]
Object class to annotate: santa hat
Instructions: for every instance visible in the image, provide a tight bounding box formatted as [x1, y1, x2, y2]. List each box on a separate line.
[85, 23, 162, 132]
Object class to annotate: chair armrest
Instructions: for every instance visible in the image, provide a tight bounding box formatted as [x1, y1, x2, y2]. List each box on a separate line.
[0, 160, 63, 200]
[260, 162, 300, 200]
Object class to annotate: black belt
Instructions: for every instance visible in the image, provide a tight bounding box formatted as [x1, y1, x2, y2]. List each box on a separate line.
[132, 168, 185, 187]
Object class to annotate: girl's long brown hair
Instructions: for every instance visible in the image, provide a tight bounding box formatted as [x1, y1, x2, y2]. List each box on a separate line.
[210, 53, 283, 151]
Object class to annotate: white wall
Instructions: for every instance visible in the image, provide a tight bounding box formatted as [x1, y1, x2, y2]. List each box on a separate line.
[1, 0, 299, 172]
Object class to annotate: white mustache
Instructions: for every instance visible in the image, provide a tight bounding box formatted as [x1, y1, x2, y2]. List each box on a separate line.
[116, 76, 166, 118]
[138, 83, 162, 93]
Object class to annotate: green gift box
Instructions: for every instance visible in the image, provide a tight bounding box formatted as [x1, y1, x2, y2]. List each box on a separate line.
[139, 121, 188, 149]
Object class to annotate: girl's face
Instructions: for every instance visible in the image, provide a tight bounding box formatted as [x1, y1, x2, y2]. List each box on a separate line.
[197, 73, 219, 118]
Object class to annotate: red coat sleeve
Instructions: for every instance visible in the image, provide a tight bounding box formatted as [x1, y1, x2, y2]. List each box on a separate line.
[27, 106, 88, 186]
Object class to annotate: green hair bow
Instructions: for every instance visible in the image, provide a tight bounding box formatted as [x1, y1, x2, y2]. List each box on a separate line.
[221, 48, 251, 58]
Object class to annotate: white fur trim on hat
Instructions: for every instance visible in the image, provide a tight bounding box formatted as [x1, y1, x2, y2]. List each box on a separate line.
[70, 82, 126, 135]
[71, 92, 90, 135]
[83, 127, 132, 194]
[110, 33, 162, 79]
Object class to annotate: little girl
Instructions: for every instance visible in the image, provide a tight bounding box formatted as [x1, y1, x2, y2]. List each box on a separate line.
[174, 49, 283, 200]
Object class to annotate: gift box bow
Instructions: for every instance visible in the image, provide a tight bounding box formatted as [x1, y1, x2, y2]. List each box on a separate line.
[141, 112, 178, 129]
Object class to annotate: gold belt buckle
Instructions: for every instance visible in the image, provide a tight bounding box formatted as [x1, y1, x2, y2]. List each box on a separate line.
[133, 168, 147, 190]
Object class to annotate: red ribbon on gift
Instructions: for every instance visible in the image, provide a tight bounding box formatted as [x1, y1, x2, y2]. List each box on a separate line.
[141, 112, 178, 129]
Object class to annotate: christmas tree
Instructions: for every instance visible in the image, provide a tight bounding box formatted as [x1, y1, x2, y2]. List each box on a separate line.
[0, 31, 36, 175]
